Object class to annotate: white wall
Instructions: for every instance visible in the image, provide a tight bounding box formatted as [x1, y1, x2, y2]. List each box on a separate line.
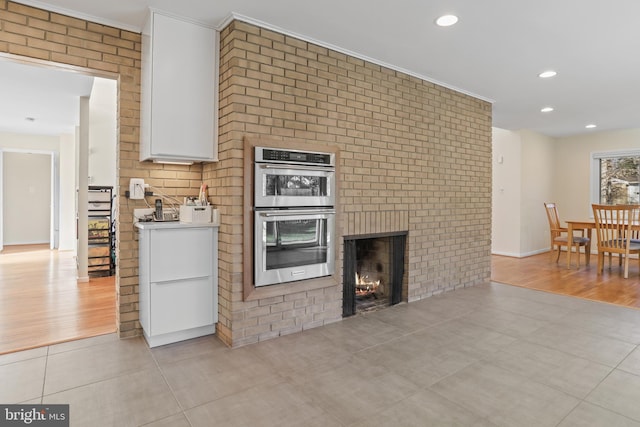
[0, 132, 77, 251]
[0, 132, 60, 151]
[492, 128, 522, 256]
[59, 133, 76, 250]
[493, 127, 640, 257]
[3, 152, 51, 245]
[554, 129, 640, 221]
[88, 78, 117, 188]
[519, 130, 555, 255]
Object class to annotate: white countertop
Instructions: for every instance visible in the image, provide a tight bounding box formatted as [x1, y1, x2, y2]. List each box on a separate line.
[135, 221, 219, 230]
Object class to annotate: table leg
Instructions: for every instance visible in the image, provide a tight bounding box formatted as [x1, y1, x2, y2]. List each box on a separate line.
[567, 223, 573, 269]
[585, 228, 591, 266]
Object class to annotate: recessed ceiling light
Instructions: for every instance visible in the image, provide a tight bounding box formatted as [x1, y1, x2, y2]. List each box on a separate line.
[436, 15, 459, 27]
[538, 70, 557, 79]
[540, 107, 554, 113]
[586, 124, 597, 129]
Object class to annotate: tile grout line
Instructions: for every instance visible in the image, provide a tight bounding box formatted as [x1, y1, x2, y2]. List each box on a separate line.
[40, 345, 50, 404]
[146, 344, 192, 426]
[577, 342, 640, 423]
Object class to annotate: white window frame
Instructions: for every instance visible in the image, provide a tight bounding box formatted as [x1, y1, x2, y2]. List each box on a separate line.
[591, 149, 640, 207]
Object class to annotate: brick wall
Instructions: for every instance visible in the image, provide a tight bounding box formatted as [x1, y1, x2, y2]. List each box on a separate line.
[1, 2, 492, 347]
[209, 20, 492, 347]
[0, 1, 203, 337]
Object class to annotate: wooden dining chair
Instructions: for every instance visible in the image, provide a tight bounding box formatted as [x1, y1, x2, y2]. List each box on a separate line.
[592, 204, 640, 279]
[544, 202, 590, 267]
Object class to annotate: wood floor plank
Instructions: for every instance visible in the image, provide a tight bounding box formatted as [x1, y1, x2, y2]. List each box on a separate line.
[492, 252, 640, 309]
[0, 244, 116, 355]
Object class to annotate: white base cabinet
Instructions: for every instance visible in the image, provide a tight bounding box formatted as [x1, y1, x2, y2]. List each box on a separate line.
[137, 223, 218, 347]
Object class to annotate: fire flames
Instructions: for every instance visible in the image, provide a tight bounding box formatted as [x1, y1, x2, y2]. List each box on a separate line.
[355, 273, 380, 296]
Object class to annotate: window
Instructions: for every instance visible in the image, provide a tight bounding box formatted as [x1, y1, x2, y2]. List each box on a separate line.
[591, 150, 640, 204]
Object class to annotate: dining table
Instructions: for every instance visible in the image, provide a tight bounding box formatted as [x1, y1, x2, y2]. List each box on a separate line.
[565, 218, 640, 269]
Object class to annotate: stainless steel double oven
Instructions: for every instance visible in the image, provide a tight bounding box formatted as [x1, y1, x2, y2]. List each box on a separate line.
[253, 146, 336, 287]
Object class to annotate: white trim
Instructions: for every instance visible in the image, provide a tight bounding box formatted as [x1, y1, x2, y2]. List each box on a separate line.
[592, 149, 640, 159]
[491, 251, 524, 258]
[1, 147, 53, 156]
[77, 98, 90, 281]
[492, 247, 593, 259]
[590, 153, 600, 207]
[11, 0, 143, 33]
[3, 240, 50, 245]
[218, 12, 494, 104]
[51, 152, 60, 249]
[492, 248, 549, 258]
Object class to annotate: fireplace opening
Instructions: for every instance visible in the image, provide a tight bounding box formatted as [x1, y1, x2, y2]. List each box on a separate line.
[343, 232, 407, 317]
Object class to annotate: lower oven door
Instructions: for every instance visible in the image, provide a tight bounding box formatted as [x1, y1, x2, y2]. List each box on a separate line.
[255, 209, 335, 287]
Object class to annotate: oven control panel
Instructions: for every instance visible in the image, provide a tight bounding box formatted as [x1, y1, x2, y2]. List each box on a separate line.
[256, 147, 334, 166]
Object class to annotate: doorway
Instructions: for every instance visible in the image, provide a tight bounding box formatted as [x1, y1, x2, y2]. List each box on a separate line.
[2, 151, 52, 249]
[0, 57, 118, 354]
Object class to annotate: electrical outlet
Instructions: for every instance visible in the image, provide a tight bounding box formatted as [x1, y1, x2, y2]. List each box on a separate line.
[129, 178, 145, 199]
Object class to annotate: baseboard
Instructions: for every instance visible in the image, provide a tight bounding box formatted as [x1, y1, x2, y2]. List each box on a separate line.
[492, 248, 599, 258]
[4, 240, 50, 246]
[492, 248, 549, 258]
[491, 251, 523, 258]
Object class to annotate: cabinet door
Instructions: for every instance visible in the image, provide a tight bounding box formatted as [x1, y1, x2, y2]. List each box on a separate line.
[150, 13, 216, 160]
[150, 277, 214, 336]
[149, 227, 213, 283]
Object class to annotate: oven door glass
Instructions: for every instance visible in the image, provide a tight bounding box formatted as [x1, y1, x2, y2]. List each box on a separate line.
[255, 209, 335, 286]
[255, 164, 335, 208]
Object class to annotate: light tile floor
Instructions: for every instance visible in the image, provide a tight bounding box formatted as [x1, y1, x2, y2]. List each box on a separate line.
[3, 282, 640, 426]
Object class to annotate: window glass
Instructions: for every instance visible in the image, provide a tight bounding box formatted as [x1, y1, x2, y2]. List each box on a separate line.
[598, 155, 640, 204]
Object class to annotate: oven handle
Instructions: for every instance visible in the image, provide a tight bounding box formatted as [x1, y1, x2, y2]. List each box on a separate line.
[258, 209, 335, 217]
[258, 164, 335, 172]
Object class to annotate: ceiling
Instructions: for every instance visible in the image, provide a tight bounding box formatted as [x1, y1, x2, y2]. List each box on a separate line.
[6, 0, 640, 138]
[0, 59, 94, 135]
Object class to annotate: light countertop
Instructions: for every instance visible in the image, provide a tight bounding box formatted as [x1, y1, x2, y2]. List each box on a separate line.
[135, 221, 219, 230]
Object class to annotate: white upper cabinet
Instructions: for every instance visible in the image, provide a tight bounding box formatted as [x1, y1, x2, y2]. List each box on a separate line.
[140, 10, 219, 163]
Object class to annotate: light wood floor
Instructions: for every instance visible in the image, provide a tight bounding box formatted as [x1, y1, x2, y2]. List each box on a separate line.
[0, 244, 116, 355]
[492, 252, 640, 309]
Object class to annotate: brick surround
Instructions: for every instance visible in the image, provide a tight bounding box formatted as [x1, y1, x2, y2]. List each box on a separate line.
[208, 20, 492, 347]
[1, 3, 492, 348]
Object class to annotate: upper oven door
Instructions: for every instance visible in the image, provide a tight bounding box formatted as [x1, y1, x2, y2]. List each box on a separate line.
[254, 164, 335, 208]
